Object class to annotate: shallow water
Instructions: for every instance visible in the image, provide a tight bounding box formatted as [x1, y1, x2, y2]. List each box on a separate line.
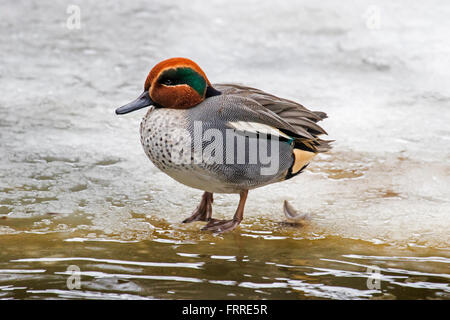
[0, 0, 449, 299]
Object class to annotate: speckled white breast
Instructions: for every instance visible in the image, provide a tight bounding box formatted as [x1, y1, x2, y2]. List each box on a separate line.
[139, 107, 241, 193]
[140, 107, 189, 171]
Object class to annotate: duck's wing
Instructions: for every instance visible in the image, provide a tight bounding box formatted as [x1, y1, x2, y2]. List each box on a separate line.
[214, 83, 332, 153]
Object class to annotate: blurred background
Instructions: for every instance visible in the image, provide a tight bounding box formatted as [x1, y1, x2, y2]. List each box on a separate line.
[0, 0, 449, 299]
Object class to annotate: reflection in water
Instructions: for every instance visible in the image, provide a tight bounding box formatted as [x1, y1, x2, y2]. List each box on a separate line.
[0, 0, 449, 299]
[0, 227, 449, 299]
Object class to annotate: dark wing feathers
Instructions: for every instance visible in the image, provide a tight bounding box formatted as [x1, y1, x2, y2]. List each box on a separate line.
[313, 111, 328, 120]
[214, 84, 332, 153]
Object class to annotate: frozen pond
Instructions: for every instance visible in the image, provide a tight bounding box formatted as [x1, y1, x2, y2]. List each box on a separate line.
[0, 0, 449, 299]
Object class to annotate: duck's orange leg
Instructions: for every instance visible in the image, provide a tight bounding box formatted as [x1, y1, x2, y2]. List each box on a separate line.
[182, 191, 213, 223]
[202, 190, 248, 234]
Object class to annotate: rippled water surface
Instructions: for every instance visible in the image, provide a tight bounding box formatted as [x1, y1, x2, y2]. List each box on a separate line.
[0, 0, 449, 299]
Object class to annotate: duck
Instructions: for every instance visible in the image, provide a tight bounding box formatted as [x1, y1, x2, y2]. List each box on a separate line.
[115, 57, 331, 234]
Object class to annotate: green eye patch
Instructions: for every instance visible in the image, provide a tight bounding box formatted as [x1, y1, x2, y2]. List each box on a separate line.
[158, 67, 207, 97]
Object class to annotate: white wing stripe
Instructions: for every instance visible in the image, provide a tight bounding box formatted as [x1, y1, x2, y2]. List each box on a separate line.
[228, 121, 292, 140]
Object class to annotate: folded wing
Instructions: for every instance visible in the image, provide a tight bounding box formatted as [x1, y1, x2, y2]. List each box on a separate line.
[215, 84, 332, 153]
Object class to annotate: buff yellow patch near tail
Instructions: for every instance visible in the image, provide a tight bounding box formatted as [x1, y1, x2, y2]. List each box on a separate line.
[292, 149, 316, 173]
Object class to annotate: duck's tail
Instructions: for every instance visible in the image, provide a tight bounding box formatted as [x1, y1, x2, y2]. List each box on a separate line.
[285, 149, 315, 180]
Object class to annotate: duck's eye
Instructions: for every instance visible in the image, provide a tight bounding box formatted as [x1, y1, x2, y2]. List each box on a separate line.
[162, 79, 174, 86]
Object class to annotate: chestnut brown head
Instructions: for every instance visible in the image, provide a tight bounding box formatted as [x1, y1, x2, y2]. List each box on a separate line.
[115, 57, 220, 114]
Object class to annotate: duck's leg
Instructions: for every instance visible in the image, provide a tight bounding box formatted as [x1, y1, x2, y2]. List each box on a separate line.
[202, 190, 248, 234]
[182, 191, 213, 223]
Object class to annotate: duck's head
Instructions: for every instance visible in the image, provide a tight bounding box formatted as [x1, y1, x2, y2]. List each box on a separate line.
[115, 57, 221, 114]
